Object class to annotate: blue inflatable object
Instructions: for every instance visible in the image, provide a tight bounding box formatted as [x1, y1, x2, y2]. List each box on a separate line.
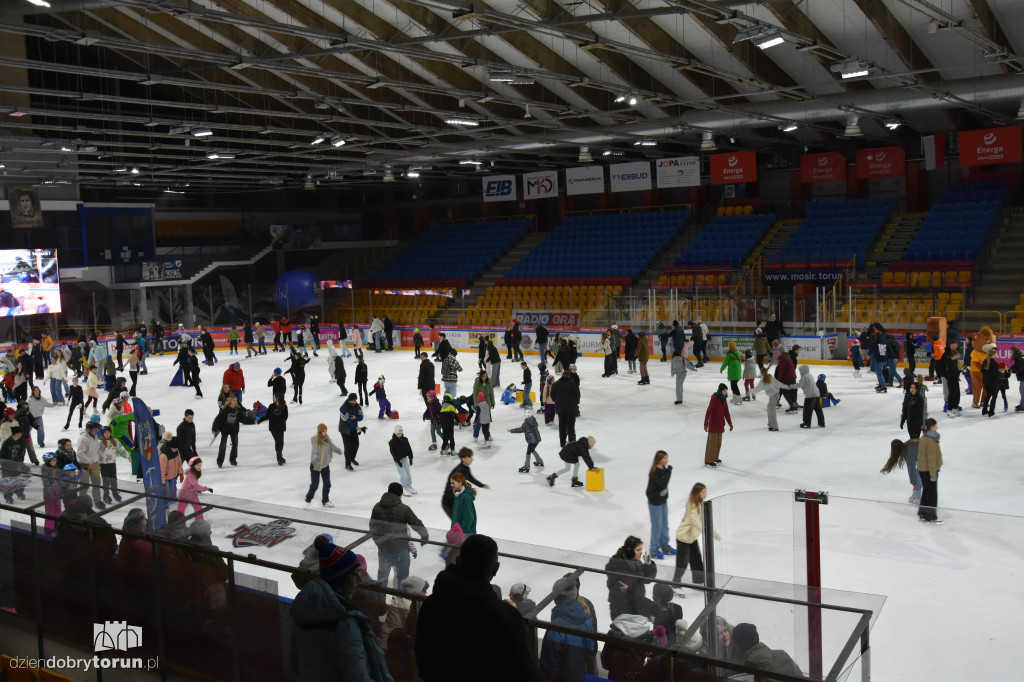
[274, 270, 320, 309]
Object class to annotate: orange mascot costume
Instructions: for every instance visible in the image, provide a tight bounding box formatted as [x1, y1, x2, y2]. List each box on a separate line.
[970, 326, 996, 406]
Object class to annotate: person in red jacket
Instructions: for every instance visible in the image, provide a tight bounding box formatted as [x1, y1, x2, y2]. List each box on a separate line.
[222, 362, 245, 403]
[281, 317, 293, 345]
[271, 318, 283, 352]
[703, 383, 733, 468]
[774, 344, 800, 411]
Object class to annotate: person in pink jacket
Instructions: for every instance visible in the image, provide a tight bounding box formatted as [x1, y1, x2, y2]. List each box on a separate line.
[350, 325, 362, 354]
[178, 456, 212, 519]
[159, 435, 185, 500]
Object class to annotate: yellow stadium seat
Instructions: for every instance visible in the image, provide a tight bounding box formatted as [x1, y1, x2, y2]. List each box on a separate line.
[743, 205, 753, 215]
[724, 206, 735, 216]
[716, 207, 725, 217]
[882, 272, 894, 284]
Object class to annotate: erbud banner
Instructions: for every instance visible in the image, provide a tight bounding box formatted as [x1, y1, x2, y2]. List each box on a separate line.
[482, 174, 516, 202]
[800, 152, 846, 183]
[523, 170, 559, 199]
[609, 161, 652, 192]
[710, 152, 756, 185]
[856, 146, 905, 179]
[655, 156, 701, 188]
[959, 127, 1022, 167]
[565, 166, 605, 196]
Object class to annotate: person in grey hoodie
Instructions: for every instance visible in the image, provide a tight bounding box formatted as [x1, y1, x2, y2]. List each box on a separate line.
[751, 373, 792, 431]
[27, 386, 54, 447]
[472, 391, 493, 448]
[87, 340, 106, 369]
[797, 365, 824, 429]
[290, 535, 392, 682]
[76, 420, 105, 509]
[670, 346, 697, 405]
[307, 424, 341, 508]
[509, 412, 544, 473]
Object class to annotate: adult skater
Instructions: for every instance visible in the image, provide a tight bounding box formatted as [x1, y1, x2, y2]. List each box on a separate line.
[511, 319, 523, 361]
[645, 451, 674, 559]
[417, 353, 435, 406]
[600, 331, 614, 378]
[333, 354, 347, 396]
[604, 535, 656, 620]
[266, 393, 289, 465]
[752, 373, 791, 432]
[901, 382, 925, 438]
[309, 315, 321, 353]
[881, 437, 923, 504]
[383, 314, 394, 352]
[388, 425, 416, 494]
[937, 340, 961, 416]
[306, 423, 339, 507]
[370, 315, 384, 352]
[187, 348, 204, 399]
[211, 395, 254, 468]
[354, 351, 369, 405]
[485, 338, 502, 386]
[703, 384, 732, 468]
[670, 347, 697, 405]
[176, 409, 198, 462]
[268, 367, 287, 401]
[338, 393, 366, 471]
[753, 328, 769, 373]
[797, 366, 824, 429]
[774, 344, 799, 411]
[689, 320, 704, 367]
[440, 447, 488, 522]
[223, 361, 245, 403]
[271, 318, 282, 352]
[370, 481, 428, 587]
[673, 482, 720, 587]
[472, 370, 495, 414]
[763, 313, 787, 348]
[917, 418, 943, 523]
[550, 370, 580, 447]
[636, 332, 651, 385]
[199, 325, 215, 366]
[243, 321, 255, 358]
[62, 376, 84, 430]
[534, 322, 548, 365]
[433, 332, 452, 363]
[254, 321, 267, 355]
[624, 328, 639, 374]
[285, 350, 308, 405]
[546, 436, 596, 488]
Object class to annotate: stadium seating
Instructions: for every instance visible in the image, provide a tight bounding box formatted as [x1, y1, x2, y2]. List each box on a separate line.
[768, 198, 896, 268]
[674, 213, 775, 268]
[504, 209, 690, 281]
[461, 283, 622, 327]
[903, 181, 1007, 262]
[839, 292, 962, 327]
[333, 291, 449, 327]
[367, 218, 531, 288]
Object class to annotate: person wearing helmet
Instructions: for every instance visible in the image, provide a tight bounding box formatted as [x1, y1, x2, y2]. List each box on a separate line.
[369, 375, 393, 420]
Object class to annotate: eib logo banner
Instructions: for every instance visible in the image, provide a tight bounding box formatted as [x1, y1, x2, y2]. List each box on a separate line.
[482, 175, 516, 202]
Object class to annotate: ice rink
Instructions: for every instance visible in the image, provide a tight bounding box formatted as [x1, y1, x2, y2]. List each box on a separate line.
[11, 342, 1024, 679]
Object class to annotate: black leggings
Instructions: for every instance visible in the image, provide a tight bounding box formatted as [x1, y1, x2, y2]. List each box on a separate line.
[730, 380, 740, 396]
[271, 429, 285, 457]
[357, 381, 368, 405]
[292, 374, 305, 402]
[672, 539, 704, 584]
[64, 399, 84, 428]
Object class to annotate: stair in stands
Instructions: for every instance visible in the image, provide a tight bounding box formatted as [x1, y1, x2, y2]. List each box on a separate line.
[746, 219, 800, 266]
[866, 213, 925, 267]
[634, 218, 702, 290]
[970, 210, 1024, 314]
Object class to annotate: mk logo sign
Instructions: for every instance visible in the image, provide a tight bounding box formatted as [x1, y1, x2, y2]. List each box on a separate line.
[94, 622, 142, 652]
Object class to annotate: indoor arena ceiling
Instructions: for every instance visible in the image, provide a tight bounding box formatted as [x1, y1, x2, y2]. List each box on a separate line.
[1, 0, 1024, 193]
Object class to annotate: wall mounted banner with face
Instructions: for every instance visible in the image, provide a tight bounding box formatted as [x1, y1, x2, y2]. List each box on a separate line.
[565, 165, 605, 196]
[523, 170, 559, 199]
[7, 186, 43, 229]
[655, 156, 701, 188]
[609, 161, 652, 192]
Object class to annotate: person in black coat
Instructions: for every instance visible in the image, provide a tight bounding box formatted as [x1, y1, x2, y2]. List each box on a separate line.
[645, 452, 674, 558]
[534, 324, 549, 363]
[211, 396, 254, 467]
[309, 315, 320, 352]
[19, 351, 34, 389]
[624, 330, 639, 374]
[264, 393, 288, 465]
[115, 332, 125, 371]
[416, 534, 541, 682]
[604, 535, 657, 620]
[936, 342, 961, 412]
[433, 333, 452, 363]
[173, 344, 191, 385]
[670, 321, 687, 356]
[268, 367, 287, 400]
[547, 436, 596, 488]
[901, 383, 925, 438]
[334, 356, 347, 395]
[417, 353, 435, 406]
[550, 372, 581, 447]
[904, 333, 918, 376]
[503, 325, 514, 360]
[511, 320, 523, 361]
[284, 351, 308, 404]
[441, 447, 489, 520]
[383, 315, 394, 351]
[152, 321, 165, 355]
[176, 409, 198, 461]
[763, 313, 787, 347]
[186, 348, 203, 398]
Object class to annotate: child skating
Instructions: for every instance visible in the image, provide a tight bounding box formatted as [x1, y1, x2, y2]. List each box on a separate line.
[178, 456, 212, 519]
[369, 375, 393, 419]
[509, 412, 544, 473]
[547, 436, 596, 488]
[473, 391, 493, 447]
[849, 339, 863, 377]
[438, 393, 458, 456]
[751, 373, 791, 431]
[355, 352, 369, 406]
[741, 349, 757, 401]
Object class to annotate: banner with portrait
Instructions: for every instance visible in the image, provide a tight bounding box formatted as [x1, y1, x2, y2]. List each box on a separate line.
[7, 186, 43, 229]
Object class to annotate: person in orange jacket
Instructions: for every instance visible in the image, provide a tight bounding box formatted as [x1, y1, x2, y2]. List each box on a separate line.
[222, 361, 245, 403]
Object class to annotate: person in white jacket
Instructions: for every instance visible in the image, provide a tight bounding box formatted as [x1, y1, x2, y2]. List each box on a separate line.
[672, 483, 720, 587]
[47, 355, 69, 405]
[87, 340, 105, 368]
[76, 421, 105, 509]
[370, 316, 384, 353]
[751, 373, 792, 431]
[27, 386, 53, 447]
[797, 365, 824, 429]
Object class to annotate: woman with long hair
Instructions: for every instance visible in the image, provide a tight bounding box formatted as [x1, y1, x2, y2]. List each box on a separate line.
[604, 535, 657, 620]
[645, 451, 674, 559]
[673, 483, 721, 587]
[880, 438, 922, 504]
[449, 473, 477, 534]
[703, 384, 733, 468]
[266, 392, 289, 465]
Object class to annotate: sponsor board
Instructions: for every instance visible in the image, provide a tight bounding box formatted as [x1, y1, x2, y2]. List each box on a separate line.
[512, 310, 581, 327]
[959, 126, 1022, 166]
[856, 146, 905, 179]
[656, 156, 701, 188]
[523, 170, 559, 199]
[609, 161, 652, 192]
[565, 165, 605, 196]
[763, 270, 843, 284]
[800, 152, 846, 183]
[482, 174, 516, 202]
[710, 151, 757, 185]
[706, 334, 827, 360]
[227, 518, 297, 548]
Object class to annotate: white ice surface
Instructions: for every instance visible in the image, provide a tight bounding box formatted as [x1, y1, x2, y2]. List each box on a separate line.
[7, 347, 1024, 679]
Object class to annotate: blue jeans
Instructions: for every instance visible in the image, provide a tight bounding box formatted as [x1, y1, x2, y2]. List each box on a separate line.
[905, 443, 923, 499]
[1018, 381, 1024, 408]
[627, 359, 637, 371]
[374, 332, 382, 351]
[522, 381, 532, 406]
[257, 337, 266, 353]
[872, 360, 887, 387]
[49, 378, 65, 404]
[306, 465, 331, 503]
[377, 549, 411, 587]
[394, 459, 412, 487]
[232, 389, 243, 404]
[140, 351, 148, 373]
[163, 479, 177, 501]
[473, 422, 491, 440]
[648, 502, 671, 554]
[443, 380, 457, 398]
[538, 343, 547, 363]
[34, 416, 44, 446]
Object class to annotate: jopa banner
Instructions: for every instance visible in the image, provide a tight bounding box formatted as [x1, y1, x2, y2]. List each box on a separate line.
[856, 146, 905, 179]
[609, 161, 652, 192]
[800, 152, 846, 183]
[482, 174, 517, 202]
[523, 171, 559, 199]
[959, 127, 1022, 167]
[565, 165, 605, 196]
[656, 156, 701, 188]
[710, 152, 756, 185]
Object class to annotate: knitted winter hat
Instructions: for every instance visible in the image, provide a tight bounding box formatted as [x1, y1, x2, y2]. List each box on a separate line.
[401, 576, 428, 594]
[315, 535, 361, 583]
[388, 482, 404, 497]
[274, 368, 282, 375]
[189, 519, 212, 538]
[676, 619, 703, 653]
[426, 390, 436, 398]
[732, 623, 759, 653]
[446, 523, 466, 546]
[394, 425, 404, 435]
[552, 574, 578, 602]
[715, 383, 729, 401]
[161, 431, 173, 442]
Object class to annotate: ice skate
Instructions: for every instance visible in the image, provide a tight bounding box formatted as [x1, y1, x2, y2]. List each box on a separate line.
[322, 501, 334, 508]
[428, 443, 438, 451]
[519, 466, 531, 474]
[546, 473, 557, 487]
[403, 486, 417, 495]
[570, 477, 584, 488]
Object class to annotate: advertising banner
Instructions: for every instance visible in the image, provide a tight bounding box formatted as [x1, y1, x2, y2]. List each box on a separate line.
[6, 186, 43, 229]
[512, 310, 581, 327]
[132, 398, 167, 532]
[656, 156, 701, 188]
[609, 161, 652, 193]
[800, 152, 846, 183]
[959, 127, 1022, 167]
[523, 171, 559, 200]
[565, 166, 605, 196]
[482, 174, 517, 202]
[762, 270, 843, 285]
[162, 259, 183, 280]
[710, 152, 756, 185]
[856, 146, 905, 179]
[706, 334, 825, 360]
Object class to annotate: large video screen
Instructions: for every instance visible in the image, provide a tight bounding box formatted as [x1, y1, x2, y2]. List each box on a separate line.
[0, 249, 61, 316]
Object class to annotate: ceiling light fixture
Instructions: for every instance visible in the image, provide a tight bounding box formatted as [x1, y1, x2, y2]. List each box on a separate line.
[206, 151, 235, 159]
[614, 94, 627, 103]
[28, 0, 52, 7]
[459, 159, 482, 165]
[59, 143, 77, 152]
[382, 169, 396, 182]
[130, 167, 140, 175]
[169, 125, 190, 135]
[190, 127, 213, 137]
[832, 59, 872, 80]
[756, 32, 785, 50]
[628, 95, 638, 106]
[884, 120, 902, 131]
[578, 146, 593, 163]
[406, 169, 420, 178]
[114, 167, 127, 173]
[781, 124, 798, 132]
[843, 117, 863, 137]
[733, 26, 764, 43]
[634, 138, 656, 147]
[445, 118, 479, 126]
[330, 136, 346, 147]
[700, 132, 717, 152]
[311, 134, 325, 145]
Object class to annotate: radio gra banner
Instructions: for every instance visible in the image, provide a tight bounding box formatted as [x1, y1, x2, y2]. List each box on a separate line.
[656, 156, 700, 188]
[609, 161, 652, 192]
[523, 171, 559, 199]
[856, 146, 905, 179]
[482, 174, 516, 202]
[512, 310, 581, 327]
[710, 152, 756, 185]
[565, 166, 605, 196]
[959, 127, 1022, 167]
[800, 152, 846, 183]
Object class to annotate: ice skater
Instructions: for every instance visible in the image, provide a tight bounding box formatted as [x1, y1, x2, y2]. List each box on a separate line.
[881, 438, 923, 505]
[285, 350, 308, 405]
[355, 352, 369, 406]
[797, 366, 824, 429]
[741, 350, 757, 401]
[177, 456, 212, 519]
[438, 393, 458, 456]
[509, 411, 544, 473]
[703, 385, 732, 467]
[849, 339, 863, 377]
[670, 347, 697, 406]
[370, 375, 393, 419]
[816, 374, 840, 406]
[546, 436, 596, 488]
[472, 391, 493, 447]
